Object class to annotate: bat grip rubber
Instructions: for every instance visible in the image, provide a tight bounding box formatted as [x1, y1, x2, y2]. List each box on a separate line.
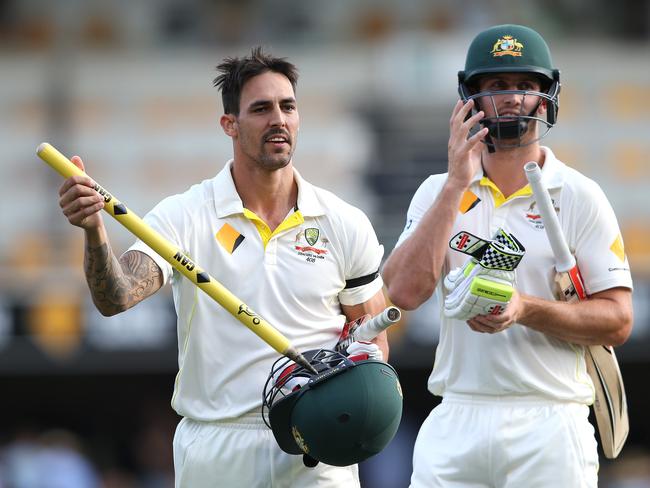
[353, 306, 402, 342]
[524, 161, 576, 272]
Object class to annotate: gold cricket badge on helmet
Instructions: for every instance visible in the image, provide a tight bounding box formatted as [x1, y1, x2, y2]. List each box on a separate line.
[490, 35, 524, 57]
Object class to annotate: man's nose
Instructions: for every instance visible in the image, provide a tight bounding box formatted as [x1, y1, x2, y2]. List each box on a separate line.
[501, 90, 522, 106]
[269, 104, 286, 127]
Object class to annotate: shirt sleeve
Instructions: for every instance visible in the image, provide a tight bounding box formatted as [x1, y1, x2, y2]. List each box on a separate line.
[394, 175, 445, 249]
[563, 179, 633, 295]
[126, 195, 186, 286]
[338, 208, 384, 306]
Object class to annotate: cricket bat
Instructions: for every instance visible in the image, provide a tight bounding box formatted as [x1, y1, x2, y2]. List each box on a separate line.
[525, 161, 628, 459]
[335, 306, 402, 353]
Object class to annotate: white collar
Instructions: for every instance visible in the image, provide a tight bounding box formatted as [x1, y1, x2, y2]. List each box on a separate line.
[468, 146, 567, 190]
[211, 160, 326, 218]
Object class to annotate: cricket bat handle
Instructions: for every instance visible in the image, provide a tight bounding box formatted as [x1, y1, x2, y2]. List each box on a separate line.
[354, 306, 402, 342]
[524, 162, 575, 272]
[336, 306, 401, 352]
[37, 142, 316, 373]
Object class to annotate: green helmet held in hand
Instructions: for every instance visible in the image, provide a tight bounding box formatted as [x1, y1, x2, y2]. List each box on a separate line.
[458, 24, 561, 150]
[262, 349, 403, 468]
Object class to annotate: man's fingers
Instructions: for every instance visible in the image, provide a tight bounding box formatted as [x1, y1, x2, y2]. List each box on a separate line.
[462, 109, 485, 130]
[467, 319, 495, 333]
[59, 182, 101, 207]
[67, 206, 103, 227]
[451, 99, 475, 125]
[70, 155, 86, 172]
[467, 127, 489, 146]
[468, 313, 513, 334]
[58, 174, 96, 197]
[450, 100, 485, 147]
[55, 154, 104, 229]
[450, 99, 465, 121]
[58, 156, 91, 195]
[61, 194, 104, 215]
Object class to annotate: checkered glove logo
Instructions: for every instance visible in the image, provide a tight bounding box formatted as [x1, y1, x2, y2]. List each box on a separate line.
[449, 228, 525, 271]
[479, 241, 524, 271]
[444, 229, 525, 320]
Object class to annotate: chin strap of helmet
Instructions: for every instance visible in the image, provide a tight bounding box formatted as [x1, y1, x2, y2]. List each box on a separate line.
[481, 115, 529, 152]
[481, 99, 543, 152]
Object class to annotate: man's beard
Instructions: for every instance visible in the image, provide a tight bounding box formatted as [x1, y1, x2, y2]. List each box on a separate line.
[243, 129, 296, 171]
[256, 147, 294, 170]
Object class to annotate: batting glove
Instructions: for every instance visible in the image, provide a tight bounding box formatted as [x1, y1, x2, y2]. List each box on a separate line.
[346, 341, 383, 362]
[443, 258, 478, 293]
[444, 228, 525, 321]
[443, 273, 514, 320]
[335, 314, 370, 353]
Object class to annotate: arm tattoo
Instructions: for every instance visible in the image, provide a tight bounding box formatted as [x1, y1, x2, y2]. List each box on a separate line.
[84, 243, 163, 315]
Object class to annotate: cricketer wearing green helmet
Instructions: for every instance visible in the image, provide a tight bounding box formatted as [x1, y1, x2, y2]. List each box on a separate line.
[383, 22, 633, 488]
[458, 24, 561, 150]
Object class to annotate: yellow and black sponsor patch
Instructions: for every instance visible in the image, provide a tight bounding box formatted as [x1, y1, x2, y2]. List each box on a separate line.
[216, 223, 245, 254]
[610, 234, 625, 262]
[459, 190, 481, 214]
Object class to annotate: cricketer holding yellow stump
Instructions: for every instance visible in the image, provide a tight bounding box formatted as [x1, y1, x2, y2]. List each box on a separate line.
[54, 47, 389, 487]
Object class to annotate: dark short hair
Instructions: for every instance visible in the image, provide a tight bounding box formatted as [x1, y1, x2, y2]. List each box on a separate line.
[213, 46, 299, 115]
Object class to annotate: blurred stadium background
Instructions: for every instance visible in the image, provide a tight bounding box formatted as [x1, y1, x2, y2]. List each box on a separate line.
[1, 0, 649, 486]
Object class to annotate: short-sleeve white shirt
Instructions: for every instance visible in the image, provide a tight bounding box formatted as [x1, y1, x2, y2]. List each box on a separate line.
[395, 147, 632, 403]
[129, 160, 383, 420]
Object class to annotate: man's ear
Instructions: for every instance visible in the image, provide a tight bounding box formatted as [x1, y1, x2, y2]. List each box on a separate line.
[220, 114, 237, 137]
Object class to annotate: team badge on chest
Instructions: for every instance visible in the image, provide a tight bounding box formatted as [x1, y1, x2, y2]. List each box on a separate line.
[525, 200, 559, 229]
[305, 227, 319, 246]
[294, 227, 328, 263]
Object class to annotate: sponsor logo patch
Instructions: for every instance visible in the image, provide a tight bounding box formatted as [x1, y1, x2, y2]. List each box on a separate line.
[610, 234, 626, 262]
[459, 190, 481, 214]
[216, 223, 245, 254]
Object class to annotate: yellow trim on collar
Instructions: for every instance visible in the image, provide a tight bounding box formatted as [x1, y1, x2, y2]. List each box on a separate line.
[243, 208, 305, 248]
[479, 177, 532, 207]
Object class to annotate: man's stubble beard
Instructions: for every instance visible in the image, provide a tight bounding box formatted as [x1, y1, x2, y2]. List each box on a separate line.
[250, 136, 297, 172]
[257, 148, 294, 171]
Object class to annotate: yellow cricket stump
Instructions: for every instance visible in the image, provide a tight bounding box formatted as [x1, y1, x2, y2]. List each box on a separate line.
[37, 142, 316, 373]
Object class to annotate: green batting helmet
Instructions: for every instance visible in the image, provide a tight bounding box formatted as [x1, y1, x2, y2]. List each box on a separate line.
[262, 349, 403, 467]
[458, 24, 561, 147]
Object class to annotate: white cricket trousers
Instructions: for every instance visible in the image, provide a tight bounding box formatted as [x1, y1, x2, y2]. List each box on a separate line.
[173, 413, 360, 488]
[410, 394, 599, 488]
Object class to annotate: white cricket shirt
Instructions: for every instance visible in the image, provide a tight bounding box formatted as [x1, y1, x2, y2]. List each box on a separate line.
[395, 146, 633, 403]
[129, 160, 383, 420]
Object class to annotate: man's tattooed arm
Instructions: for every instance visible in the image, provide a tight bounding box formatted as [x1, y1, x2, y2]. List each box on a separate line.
[84, 241, 163, 316]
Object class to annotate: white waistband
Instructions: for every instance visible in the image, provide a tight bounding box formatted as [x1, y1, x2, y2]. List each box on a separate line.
[185, 411, 269, 430]
[442, 392, 578, 406]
